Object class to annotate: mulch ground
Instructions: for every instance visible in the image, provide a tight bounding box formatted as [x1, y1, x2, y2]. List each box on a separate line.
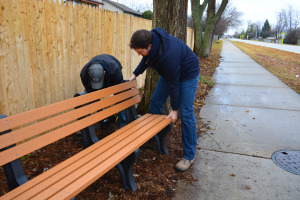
[0, 41, 222, 199]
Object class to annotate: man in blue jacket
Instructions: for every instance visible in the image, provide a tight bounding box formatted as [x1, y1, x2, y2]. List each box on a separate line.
[129, 28, 200, 172]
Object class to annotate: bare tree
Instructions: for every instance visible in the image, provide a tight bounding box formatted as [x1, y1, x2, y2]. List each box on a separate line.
[192, 0, 228, 58]
[214, 2, 243, 37]
[279, 5, 300, 33]
[191, 0, 208, 57]
[276, 12, 285, 39]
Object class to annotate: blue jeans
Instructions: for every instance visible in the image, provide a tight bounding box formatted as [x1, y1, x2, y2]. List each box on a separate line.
[149, 75, 199, 160]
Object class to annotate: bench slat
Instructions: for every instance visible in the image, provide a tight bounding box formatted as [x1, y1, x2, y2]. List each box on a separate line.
[0, 96, 141, 166]
[22, 115, 163, 200]
[50, 116, 172, 200]
[11, 115, 171, 200]
[0, 80, 137, 133]
[0, 88, 139, 150]
[0, 114, 153, 200]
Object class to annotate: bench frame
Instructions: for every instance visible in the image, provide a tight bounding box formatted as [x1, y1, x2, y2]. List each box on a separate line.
[0, 80, 172, 199]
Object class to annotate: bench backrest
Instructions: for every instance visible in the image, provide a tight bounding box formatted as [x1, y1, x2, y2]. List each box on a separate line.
[0, 80, 140, 166]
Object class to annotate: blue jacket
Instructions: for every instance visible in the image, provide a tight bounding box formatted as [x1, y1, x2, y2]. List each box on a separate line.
[133, 27, 200, 110]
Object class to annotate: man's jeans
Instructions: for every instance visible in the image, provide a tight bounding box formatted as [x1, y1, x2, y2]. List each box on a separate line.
[149, 75, 199, 160]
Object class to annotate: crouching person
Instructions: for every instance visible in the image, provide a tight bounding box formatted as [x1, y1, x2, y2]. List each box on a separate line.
[80, 54, 126, 127]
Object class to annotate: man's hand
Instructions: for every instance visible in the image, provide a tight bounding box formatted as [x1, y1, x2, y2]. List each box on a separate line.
[129, 73, 136, 81]
[166, 110, 178, 123]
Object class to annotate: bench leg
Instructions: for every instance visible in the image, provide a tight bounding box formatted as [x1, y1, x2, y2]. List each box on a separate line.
[154, 123, 173, 154]
[3, 159, 28, 190]
[81, 125, 99, 149]
[124, 105, 138, 124]
[0, 115, 29, 190]
[116, 149, 140, 191]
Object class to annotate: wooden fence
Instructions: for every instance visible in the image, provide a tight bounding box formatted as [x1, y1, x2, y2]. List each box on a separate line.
[0, 0, 194, 116]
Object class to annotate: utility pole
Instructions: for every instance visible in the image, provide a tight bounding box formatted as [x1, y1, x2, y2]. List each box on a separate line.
[256, 24, 258, 39]
[277, 12, 282, 43]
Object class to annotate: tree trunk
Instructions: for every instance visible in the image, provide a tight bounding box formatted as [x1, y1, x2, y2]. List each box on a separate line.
[192, 0, 208, 57]
[200, 0, 228, 57]
[192, 0, 228, 58]
[136, 68, 159, 114]
[137, 0, 188, 115]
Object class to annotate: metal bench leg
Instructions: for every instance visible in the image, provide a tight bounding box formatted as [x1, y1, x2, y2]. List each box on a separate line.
[3, 159, 28, 190]
[81, 125, 99, 149]
[125, 105, 138, 124]
[154, 123, 173, 154]
[116, 149, 140, 191]
[0, 115, 28, 190]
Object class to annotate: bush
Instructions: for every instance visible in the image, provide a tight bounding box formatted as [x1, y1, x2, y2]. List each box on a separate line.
[142, 10, 153, 20]
[284, 30, 299, 45]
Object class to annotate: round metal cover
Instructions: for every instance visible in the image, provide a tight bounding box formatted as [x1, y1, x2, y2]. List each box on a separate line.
[272, 151, 300, 175]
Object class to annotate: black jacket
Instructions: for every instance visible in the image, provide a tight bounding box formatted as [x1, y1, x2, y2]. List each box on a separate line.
[80, 54, 123, 93]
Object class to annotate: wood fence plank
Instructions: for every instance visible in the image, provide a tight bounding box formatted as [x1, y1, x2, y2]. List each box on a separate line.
[33, 0, 47, 107]
[0, 0, 11, 115]
[51, 0, 61, 102]
[24, 0, 40, 109]
[39, 0, 52, 105]
[10, 0, 28, 114]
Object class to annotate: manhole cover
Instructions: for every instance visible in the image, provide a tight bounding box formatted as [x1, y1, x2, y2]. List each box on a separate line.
[272, 151, 300, 175]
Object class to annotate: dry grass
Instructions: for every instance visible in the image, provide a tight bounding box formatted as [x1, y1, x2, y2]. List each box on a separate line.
[231, 41, 300, 93]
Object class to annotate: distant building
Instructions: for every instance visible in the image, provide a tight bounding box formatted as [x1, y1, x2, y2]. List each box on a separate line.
[66, 0, 142, 17]
[102, 0, 142, 17]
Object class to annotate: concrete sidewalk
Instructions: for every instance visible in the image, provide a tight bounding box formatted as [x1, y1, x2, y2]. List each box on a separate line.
[174, 40, 300, 200]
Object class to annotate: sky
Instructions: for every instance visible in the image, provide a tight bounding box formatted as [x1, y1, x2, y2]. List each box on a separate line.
[111, 0, 300, 35]
[225, 0, 300, 35]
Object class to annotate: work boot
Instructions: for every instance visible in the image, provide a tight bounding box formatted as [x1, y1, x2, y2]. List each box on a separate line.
[175, 158, 194, 172]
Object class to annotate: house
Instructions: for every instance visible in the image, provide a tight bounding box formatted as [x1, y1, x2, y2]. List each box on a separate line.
[66, 0, 142, 17]
[66, 0, 104, 6]
[102, 0, 142, 17]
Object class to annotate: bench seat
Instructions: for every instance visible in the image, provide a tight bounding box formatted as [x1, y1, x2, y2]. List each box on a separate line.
[0, 80, 172, 199]
[1, 114, 170, 200]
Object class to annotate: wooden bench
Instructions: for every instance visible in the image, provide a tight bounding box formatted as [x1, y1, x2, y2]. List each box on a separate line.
[0, 80, 172, 200]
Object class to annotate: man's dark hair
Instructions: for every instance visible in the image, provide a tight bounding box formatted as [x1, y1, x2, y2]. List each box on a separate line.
[129, 29, 153, 49]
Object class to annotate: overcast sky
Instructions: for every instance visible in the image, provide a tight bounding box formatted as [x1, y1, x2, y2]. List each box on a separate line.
[112, 0, 300, 35]
[226, 0, 300, 34]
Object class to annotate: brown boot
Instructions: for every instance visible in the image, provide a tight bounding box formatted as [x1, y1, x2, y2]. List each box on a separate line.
[175, 158, 194, 172]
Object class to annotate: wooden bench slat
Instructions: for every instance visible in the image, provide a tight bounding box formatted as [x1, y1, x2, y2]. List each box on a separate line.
[51, 116, 172, 200]
[0, 81, 137, 133]
[32, 115, 170, 200]
[0, 88, 139, 150]
[26, 115, 163, 199]
[0, 96, 141, 166]
[0, 114, 153, 200]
